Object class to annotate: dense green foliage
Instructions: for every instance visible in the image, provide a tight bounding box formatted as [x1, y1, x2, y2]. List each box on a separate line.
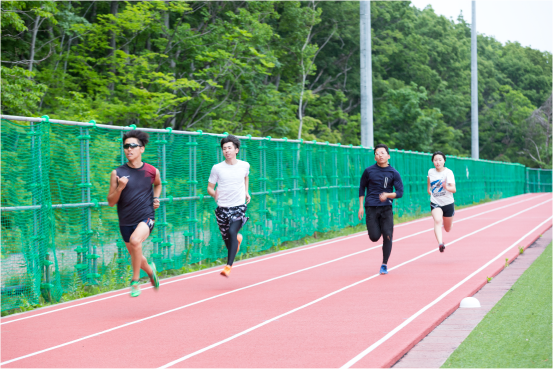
[1, 1, 551, 167]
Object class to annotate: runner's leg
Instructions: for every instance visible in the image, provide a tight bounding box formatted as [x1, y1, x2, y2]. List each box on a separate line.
[226, 220, 243, 266]
[443, 216, 453, 232]
[365, 206, 382, 242]
[431, 207, 444, 244]
[380, 206, 394, 265]
[126, 222, 153, 280]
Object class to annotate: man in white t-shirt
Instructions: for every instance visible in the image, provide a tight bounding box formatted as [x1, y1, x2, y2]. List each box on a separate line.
[207, 134, 251, 277]
[427, 151, 456, 253]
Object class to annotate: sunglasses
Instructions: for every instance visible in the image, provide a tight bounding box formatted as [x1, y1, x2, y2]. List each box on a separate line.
[123, 143, 143, 149]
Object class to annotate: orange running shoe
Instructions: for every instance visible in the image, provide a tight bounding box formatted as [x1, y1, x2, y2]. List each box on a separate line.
[237, 233, 243, 254]
[220, 265, 232, 277]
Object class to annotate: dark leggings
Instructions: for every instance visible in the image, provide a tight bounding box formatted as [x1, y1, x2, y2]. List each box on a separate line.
[224, 220, 243, 266]
[365, 206, 394, 264]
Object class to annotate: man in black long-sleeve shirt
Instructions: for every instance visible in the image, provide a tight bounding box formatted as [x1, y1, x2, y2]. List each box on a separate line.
[358, 143, 404, 275]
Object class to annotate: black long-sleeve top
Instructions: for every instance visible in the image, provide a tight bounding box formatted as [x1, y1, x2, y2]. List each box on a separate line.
[359, 164, 404, 207]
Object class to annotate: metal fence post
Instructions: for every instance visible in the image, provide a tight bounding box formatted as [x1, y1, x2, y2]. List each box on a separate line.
[526, 168, 529, 193]
[29, 122, 41, 303]
[152, 132, 171, 269]
[78, 127, 98, 282]
[161, 132, 171, 266]
[276, 141, 283, 242]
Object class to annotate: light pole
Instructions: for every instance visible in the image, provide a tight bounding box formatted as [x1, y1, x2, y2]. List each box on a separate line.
[360, 1, 373, 148]
[471, 0, 479, 159]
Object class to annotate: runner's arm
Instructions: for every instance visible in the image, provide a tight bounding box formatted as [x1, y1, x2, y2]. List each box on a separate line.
[207, 165, 218, 200]
[107, 170, 125, 207]
[445, 182, 456, 193]
[427, 177, 431, 195]
[444, 172, 456, 193]
[245, 175, 251, 204]
[380, 171, 403, 201]
[153, 169, 162, 209]
[393, 171, 404, 198]
[207, 182, 216, 198]
[358, 170, 367, 219]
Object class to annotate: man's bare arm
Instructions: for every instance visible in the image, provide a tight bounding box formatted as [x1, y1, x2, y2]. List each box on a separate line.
[153, 169, 162, 209]
[207, 182, 216, 199]
[245, 175, 251, 204]
[107, 170, 125, 207]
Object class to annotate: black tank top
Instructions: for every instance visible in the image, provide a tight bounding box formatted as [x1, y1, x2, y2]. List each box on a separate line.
[115, 162, 157, 226]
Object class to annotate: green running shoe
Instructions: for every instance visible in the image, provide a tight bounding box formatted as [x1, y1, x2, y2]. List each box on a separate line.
[149, 262, 160, 289]
[130, 280, 141, 297]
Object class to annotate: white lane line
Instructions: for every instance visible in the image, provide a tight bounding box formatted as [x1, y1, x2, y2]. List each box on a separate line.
[156, 200, 551, 369]
[3, 194, 542, 326]
[4, 199, 547, 367]
[341, 215, 553, 368]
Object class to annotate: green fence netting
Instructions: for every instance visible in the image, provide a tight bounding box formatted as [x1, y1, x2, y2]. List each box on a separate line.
[0, 116, 547, 311]
[526, 168, 553, 193]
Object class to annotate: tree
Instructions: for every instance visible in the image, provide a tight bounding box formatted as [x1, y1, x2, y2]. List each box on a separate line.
[520, 95, 552, 168]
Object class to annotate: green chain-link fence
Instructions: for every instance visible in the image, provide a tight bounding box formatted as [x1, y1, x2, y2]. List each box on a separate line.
[1, 115, 548, 311]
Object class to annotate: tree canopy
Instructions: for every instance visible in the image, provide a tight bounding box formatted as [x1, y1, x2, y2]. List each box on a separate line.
[2, 1, 551, 167]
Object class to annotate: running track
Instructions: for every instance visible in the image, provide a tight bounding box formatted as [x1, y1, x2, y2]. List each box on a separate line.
[1, 193, 551, 368]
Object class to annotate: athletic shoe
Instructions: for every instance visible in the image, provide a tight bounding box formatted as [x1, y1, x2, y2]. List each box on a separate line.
[439, 243, 446, 253]
[237, 233, 243, 254]
[220, 265, 232, 277]
[149, 262, 160, 289]
[379, 264, 388, 275]
[130, 280, 141, 297]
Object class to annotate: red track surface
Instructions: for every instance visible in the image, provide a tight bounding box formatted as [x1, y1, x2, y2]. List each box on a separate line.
[2, 194, 551, 368]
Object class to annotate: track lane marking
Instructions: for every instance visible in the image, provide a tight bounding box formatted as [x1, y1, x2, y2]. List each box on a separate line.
[154, 200, 551, 368]
[3, 199, 548, 366]
[2, 194, 543, 326]
[341, 215, 553, 368]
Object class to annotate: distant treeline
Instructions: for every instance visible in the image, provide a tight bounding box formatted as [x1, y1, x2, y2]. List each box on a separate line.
[1, 1, 551, 167]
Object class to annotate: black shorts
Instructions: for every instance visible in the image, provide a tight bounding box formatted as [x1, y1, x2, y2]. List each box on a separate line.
[119, 218, 155, 243]
[430, 202, 455, 217]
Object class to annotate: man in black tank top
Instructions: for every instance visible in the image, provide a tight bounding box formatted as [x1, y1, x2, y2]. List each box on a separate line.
[107, 130, 162, 297]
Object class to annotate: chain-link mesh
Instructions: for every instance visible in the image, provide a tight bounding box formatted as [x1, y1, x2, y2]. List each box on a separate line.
[1, 116, 544, 311]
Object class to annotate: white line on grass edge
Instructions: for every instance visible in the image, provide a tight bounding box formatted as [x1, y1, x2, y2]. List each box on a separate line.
[2, 199, 549, 367]
[341, 215, 553, 368]
[155, 200, 552, 368]
[2, 194, 542, 326]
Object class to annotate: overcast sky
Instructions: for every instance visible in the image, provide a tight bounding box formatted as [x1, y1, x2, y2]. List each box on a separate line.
[409, 0, 553, 53]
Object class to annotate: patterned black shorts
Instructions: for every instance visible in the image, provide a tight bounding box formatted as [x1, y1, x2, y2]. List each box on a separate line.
[215, 204, 249, 240]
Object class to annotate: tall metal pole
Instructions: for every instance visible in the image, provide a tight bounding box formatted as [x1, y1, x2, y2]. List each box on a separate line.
[471, 1, 479, 159]
[360, 1, 373, 148]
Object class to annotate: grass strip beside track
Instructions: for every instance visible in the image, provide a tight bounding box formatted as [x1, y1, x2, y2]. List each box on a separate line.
[442, 242, 552, 368]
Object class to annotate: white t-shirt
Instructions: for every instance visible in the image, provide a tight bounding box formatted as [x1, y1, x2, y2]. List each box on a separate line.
[428, 167, 455, 206]
[208, 160, 250, 207]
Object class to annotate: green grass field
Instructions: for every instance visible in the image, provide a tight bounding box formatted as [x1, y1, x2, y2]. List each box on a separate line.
[442, 242, 552, 368]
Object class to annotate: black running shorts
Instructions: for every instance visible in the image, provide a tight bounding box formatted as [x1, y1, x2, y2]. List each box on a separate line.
[119, 218, 155, 243]
[430, 202, 455, 217]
